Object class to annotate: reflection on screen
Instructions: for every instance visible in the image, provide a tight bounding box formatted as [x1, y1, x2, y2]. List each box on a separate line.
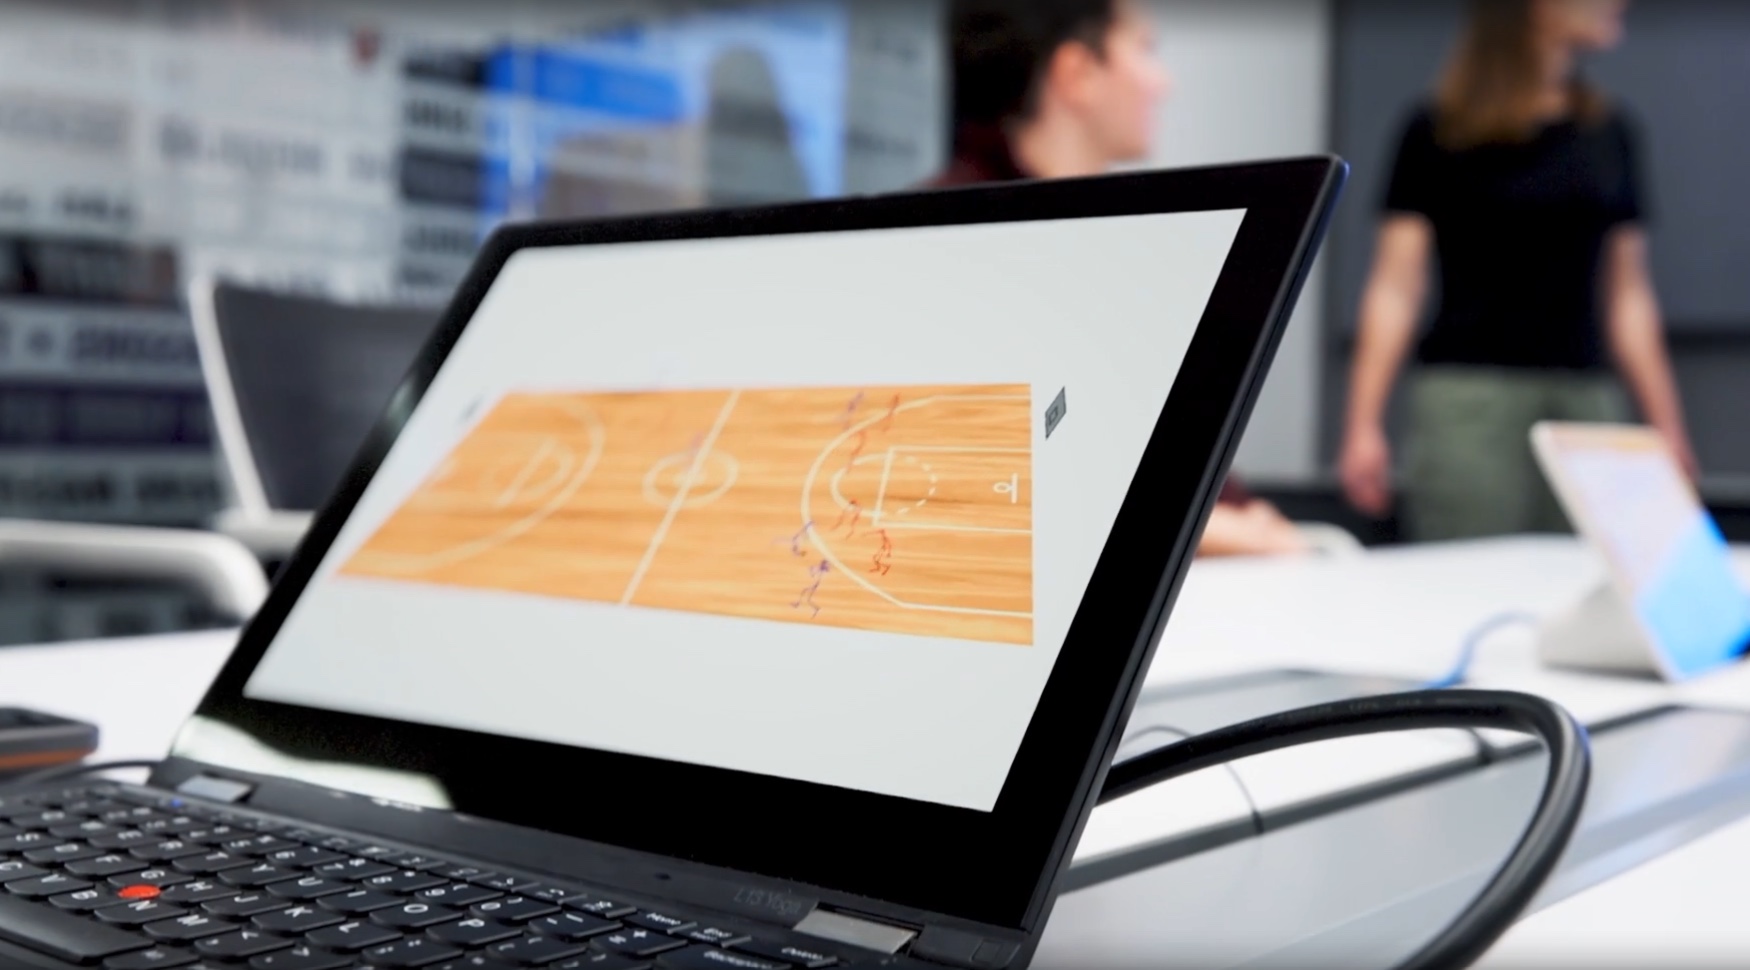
[237, 209, 1248, 812]
[1564, 446, 1750, 678]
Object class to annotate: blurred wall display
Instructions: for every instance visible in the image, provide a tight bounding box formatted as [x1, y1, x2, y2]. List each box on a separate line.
[0, 0, 944, 528]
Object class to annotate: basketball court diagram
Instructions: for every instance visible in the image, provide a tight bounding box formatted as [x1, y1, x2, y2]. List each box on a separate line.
[340, 383, 1034, 646]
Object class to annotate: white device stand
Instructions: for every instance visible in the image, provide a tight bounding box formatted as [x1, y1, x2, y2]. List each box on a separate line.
[1536, 580, 1672, 680]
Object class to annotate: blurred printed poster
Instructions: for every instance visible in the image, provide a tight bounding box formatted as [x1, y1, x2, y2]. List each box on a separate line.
[480, 1, 849, 229]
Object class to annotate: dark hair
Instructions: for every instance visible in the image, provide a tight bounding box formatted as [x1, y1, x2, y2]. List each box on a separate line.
[949, 0, 1122, 129]
[1435, 0, 1608, 150]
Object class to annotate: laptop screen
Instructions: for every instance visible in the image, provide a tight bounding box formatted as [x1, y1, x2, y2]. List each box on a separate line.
[240, 209, 1247, 813]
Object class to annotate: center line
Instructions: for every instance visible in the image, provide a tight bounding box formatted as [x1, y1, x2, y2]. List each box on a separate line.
[621, 390, 741, 605]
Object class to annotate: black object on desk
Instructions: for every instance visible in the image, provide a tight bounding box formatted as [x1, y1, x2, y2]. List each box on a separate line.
[0, 709, 98, 782]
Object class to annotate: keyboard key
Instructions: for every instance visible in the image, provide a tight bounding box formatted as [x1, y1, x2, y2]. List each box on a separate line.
[547, 955, 650, 970]
[488, 934, 592, 965]
[415, 883, 502, 908]
[372, 900, 461, 930]
[106, 945, 198, 968]
[305, 919, 400, 953]
[71, 853, 152, 878]
[145, 912, 235, 943]
[112, 869, 194, 890]
[427, 916, 522, 948]
[548, 955, 651, 970]
[530, 911, 619, 942]
[251, 945, 353, 970]
[180, 826, 242, 845]
[342, 842, 390, 857]
[658, 945, 790, 970]
[470, 895, 558, 923]
[137, 817, 201, 837]
[362, 937, 462, 967]
[386, 853, 447, 872]
[0, 892, 154, 963]
[52, 819, 115, 840]
[7, 872, 95, 898]
[175, 851, 254, 875]
[438, 865, 491, 882]
[0, 831, 58, 853]
[313, 857, 395, 881]
[221, 835, 294, 857]
[526, 885, 588, 906]
[264, 846, 348, 869]
[364, 870, 446, 894]
[269, 875, 349, 901]
[11, 809, 83, 829]
[730, 939, 840, 968]
[253, 903, 344, 934]
[203, 892, 289, 918]
[26, 841, 104, 864]
[0, 860, 47, 883]
[133, 840, 210, 863]
[593, 928, 687, 958]
[51, 887, 127, 912]
[158, 881, 234, 906]
[96, 899, 189, 927]
[92, 830, 161, 850]
[628, 912, 696, 936]
[194, 928, 293, 960]
[472, 872, 540, 893]
[312, 836, 360, 852]
[321, 888, 403, 915]
[432, 958, 519, 970]
[252, 945, 353, 966]
[686, 927, 750, 947]
[569, 898, 638, 920]
[222, 863, 301, 888]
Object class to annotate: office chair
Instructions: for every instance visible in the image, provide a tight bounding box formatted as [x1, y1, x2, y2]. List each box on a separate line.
[189, 278, 439, 566]
[0, 518, 269, 625]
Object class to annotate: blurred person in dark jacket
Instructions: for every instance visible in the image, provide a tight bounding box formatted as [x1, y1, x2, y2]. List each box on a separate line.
[1339, 0, 1694, 541]
[931, 0, 1310, 558]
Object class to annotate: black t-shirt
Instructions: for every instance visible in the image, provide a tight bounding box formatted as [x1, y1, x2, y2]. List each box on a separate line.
[1382, 103, 1648, 370]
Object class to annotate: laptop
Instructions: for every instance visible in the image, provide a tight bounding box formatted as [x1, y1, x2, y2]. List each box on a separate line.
[0, 157, 1344, 970]
[1531, 421, 1750, 681]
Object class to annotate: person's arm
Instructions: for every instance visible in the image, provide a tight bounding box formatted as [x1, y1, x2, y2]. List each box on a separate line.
[1197, 501, 1309, 558]
[1338, 215, 1433, 516]
[1603, 225, 1698, 478]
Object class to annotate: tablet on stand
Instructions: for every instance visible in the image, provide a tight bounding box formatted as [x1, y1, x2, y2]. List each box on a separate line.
[1531, 422, 1750, 681]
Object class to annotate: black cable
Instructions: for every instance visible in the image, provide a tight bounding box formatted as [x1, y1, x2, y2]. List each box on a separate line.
[1099, 690, 1589, 970]
[1, 760, 158, 791]
[1117, 725, 1263, 834]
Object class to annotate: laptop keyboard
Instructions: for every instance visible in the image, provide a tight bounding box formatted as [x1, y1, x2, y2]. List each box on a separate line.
[0, 786, 919, 970]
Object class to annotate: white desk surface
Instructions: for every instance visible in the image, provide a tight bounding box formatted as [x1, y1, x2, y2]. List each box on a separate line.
[5, 536, 1750, 964]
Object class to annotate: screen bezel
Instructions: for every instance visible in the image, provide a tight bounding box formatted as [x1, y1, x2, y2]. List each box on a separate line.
[176, 157, 1345, 930]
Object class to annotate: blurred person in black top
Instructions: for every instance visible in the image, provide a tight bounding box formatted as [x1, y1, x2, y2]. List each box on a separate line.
[930, 0, 1310, 557]
[1340, 0, 1695, 541]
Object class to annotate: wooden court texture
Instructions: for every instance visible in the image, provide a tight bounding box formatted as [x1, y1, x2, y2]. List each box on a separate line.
[341, 383, 1035, 646]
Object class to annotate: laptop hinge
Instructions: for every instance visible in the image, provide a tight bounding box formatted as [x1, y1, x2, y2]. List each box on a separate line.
[793, 908, 916, 955]
[174, 775, 255, 804]
[908, 926, 1021, 969]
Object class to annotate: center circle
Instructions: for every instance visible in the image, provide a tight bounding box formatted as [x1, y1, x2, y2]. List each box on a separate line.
[643, 451, 739, 508]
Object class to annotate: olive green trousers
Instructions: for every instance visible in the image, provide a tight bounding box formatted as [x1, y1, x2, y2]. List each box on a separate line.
[1403, 366, 1632, 542]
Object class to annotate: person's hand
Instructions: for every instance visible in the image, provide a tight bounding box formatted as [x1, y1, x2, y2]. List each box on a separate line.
[1658, 423, 1701, 482]
[1197, 502, 1311, 558]
[1340, 423, 1394, 518]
